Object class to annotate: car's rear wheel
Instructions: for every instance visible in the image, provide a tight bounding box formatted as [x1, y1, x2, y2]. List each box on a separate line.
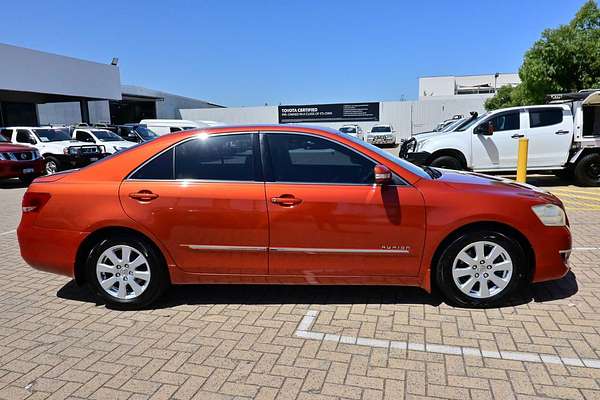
[430, 155, 462, 170]
[574, 153, 600, 187]
[435, 230, 526, 307]
[85, 234, 169, 309]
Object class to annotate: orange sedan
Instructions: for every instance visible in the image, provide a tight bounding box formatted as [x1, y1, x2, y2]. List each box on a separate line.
[18, 125, 571, 308]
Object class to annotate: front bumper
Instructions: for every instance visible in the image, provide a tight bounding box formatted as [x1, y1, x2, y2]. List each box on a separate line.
[405, 151, 431, 165]
[0, 159, 44, 179]
[530, 226, 572, 283]
[61, 153, 106, 168]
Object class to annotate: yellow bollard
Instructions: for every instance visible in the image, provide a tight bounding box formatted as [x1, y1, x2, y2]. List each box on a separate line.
[516, 137, 529, 183]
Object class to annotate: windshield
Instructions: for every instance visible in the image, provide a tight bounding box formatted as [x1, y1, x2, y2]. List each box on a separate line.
[339, 127, 356, 133]
[32, 128, 71, 142]
[91, 129, 122, 142]
[135, 126, 159, 140]
[455, 113, 488, 131]
[336, 131, 430, 179]
[371, 126, 391, 133]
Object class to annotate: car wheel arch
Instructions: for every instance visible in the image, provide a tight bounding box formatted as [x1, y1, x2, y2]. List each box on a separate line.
[74, 226, 170, 286]
[427, 149, 467, 169]
[429, 221, 535, 292]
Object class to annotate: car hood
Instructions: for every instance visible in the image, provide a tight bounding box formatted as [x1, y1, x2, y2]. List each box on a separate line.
[412, 131, 444, 141]
[433, 168, 561, 204]
[104, 141, 134, 148]
[0, 143, 34, 152]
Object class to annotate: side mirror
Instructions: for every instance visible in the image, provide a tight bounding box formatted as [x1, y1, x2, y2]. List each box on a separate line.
[374, 164, 392, 185]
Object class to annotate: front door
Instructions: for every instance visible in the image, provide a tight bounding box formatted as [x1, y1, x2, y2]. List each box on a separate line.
[471, 110, 523, 170]
[263, 132, 426, 277]
[120, 132, 269, 275]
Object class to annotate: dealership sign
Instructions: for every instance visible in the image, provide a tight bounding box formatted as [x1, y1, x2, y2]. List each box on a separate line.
[278, 102, 380, 123]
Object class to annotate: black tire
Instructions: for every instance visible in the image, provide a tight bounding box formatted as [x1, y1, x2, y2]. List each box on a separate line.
[429, 155, 463, 170]
[574, 153, 600, 187]
[44, 156, 61, 175]
[435, 230, 527, 308]
[85, 233, 169, 310]
[554, 169, 574, 181]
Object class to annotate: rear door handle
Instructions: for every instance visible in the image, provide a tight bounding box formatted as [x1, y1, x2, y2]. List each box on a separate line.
[129, 190, 159, 202]
[271, 194, 302, 207]
[555, 130, 569, 135]
[511, 134, 525, 139]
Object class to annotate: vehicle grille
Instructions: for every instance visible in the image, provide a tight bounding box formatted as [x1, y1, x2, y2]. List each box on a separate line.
[77, 146, 100, 154]
[1, 151, 35, 161]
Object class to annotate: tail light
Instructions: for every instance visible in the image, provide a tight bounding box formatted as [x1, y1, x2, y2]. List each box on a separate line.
[22, 192, 51, 213]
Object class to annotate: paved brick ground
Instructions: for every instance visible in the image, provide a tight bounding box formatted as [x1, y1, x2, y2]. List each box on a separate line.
[0, 176, 599, 400]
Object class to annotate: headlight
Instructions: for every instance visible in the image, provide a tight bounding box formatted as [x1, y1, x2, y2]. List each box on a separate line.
[531, 204, 566, 226]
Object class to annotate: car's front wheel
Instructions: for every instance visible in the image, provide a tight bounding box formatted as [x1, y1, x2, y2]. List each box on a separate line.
[85, 234, 169, 309]
[435, 230, 526, 307]
[574, 153, 600, 187]
[44, 156, 60, 175]
[429, 155, 462, 170]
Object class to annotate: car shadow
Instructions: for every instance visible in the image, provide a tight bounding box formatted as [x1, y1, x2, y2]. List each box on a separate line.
[0, 179, 29, 189]
[56, 271, 578, 311]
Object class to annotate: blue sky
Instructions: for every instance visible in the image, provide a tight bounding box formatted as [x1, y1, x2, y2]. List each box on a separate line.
[0, 0, 589, 106]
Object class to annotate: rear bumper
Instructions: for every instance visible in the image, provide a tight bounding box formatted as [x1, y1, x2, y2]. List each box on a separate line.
[405, 151, 431, 166]
[17, 224, 88, 278]
[530, 226, 571, 283]
[0, 159, 44, 179]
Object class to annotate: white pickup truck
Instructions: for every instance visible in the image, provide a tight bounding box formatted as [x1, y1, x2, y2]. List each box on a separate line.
[400, 90, 600, 186]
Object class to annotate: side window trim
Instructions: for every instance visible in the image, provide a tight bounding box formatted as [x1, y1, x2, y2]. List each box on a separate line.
[126, 131, 262, 182]
[259, 131, 406, 186]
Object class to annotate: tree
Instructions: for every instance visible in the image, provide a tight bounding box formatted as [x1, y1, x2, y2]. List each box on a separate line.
[485, 0, 600, 110]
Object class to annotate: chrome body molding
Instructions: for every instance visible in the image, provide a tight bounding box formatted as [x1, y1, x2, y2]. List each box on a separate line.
[181, 245, 410, 255]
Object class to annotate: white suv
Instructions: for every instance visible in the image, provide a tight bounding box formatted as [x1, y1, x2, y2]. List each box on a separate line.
[72, 128, 134, 154]
[339, 125, 365, 140]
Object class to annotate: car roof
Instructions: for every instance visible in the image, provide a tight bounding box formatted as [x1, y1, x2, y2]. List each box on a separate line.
[488, 103, 570, 114]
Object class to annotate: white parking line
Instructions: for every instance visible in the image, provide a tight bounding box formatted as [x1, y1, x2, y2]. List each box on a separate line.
[295, 310, 600, 369]
[573, 247, 600, 251]
[0, 230, 15, 236]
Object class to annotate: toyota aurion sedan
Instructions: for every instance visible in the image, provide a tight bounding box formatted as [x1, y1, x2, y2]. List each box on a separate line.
[18, 125, 571, 309]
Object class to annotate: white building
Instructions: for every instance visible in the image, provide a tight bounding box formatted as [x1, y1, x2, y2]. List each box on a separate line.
[419, 73, 521, 98]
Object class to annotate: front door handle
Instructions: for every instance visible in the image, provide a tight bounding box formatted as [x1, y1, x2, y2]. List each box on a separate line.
[555, 130, 569, 135]
[129, 190, 159, 202]
[511, 133, 525, 139]
[271, 194, 302, 207]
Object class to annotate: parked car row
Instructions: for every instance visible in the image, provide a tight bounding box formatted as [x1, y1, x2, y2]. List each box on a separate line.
[399, 90, 600, 186]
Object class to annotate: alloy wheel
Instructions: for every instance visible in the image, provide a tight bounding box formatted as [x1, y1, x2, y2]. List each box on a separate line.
[45, 161, 57, 175]
[96, 245, 151, 300]
[451, 241, 513, 299]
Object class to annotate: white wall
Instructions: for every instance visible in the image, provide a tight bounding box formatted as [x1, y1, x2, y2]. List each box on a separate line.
[181, 97, 489, 140]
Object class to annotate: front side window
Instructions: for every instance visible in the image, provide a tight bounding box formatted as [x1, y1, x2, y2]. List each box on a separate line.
[266, 133, 375, 184]
[75, 131, 95, 143]
[487, 112, 520, 132]
[175, 134, 255, 181]
[529, 108, 563, 128]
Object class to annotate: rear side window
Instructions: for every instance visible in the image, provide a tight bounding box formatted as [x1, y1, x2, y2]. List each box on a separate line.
[130, 148, 174, 180]
[488, 112, 520, 132]
[529, 108, 563, 128]
[174, 134, 256, 181]
[266, 133, 375, 184]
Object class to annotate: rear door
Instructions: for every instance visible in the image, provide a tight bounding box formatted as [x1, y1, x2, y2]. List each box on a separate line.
[263, 131, 426, 278]
[119, 132, 269, 275]
[526, 107, 573, 167]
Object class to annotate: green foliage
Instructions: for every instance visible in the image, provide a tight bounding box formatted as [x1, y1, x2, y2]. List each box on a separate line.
[485, 0, 600, 110]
